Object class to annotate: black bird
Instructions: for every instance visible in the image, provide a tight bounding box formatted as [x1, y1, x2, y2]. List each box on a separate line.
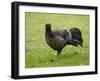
[45, 23, 83, 56]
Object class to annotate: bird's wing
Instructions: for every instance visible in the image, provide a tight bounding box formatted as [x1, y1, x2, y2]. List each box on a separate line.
[54, 35, 66, 47]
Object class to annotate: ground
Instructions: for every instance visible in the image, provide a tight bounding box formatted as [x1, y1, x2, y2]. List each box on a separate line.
[25, 12, 89, 68]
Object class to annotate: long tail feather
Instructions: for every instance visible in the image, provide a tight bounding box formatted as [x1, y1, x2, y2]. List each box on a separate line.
[69, 28, 83, 46]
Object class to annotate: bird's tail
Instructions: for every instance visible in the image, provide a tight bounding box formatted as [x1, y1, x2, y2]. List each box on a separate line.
[68, 28, 83, 47]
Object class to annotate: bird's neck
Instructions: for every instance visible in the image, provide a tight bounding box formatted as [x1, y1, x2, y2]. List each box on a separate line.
[46, 30, 51, 34]
[46, 30, 53, 38]
[46, 28, 51, 32]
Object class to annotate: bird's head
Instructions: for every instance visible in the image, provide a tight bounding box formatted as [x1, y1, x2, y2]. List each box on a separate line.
[45, 23, 51, 31]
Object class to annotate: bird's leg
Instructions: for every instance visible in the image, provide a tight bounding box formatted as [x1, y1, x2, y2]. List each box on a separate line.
[57, 50, 61, 56]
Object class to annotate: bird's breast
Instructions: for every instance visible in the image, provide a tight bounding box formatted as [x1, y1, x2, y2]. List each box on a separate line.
[45, 33, 65, 50]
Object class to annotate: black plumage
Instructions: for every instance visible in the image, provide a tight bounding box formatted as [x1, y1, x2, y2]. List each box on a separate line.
[69, 28, 83, 47]
[45, 23, 83, 56]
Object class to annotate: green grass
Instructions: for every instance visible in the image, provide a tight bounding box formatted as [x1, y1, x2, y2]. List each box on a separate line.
[25, 12, 90, 68]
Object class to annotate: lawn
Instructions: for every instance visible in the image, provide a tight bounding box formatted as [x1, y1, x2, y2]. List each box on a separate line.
[25, 12, 90, 68]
